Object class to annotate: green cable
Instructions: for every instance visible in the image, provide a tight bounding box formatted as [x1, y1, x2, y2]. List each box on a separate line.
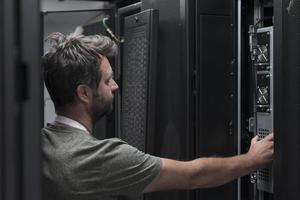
[102, 17, 124, 43]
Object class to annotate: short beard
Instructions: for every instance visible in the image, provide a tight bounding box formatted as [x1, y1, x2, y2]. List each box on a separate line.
[91, 93, 113, 123]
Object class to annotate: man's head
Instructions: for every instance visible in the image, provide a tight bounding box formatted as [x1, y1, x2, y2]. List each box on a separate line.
[42, 29, 118, 121]
[91, 55, 118, 121]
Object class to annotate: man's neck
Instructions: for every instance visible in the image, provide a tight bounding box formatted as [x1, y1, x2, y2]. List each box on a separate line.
[57, 110, 93, 133]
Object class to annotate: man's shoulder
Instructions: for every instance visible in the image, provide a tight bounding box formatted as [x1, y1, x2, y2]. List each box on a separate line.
[101, 137, 127, 145]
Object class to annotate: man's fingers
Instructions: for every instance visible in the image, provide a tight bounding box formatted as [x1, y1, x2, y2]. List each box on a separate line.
[264, 133, 274, 141]
[251, 135, 258, 144]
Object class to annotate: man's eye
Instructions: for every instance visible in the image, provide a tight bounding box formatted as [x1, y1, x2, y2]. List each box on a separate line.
[106, 79, 112, 84]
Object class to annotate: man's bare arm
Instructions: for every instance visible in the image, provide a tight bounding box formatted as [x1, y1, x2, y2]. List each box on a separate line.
[144, 133, 273, 192]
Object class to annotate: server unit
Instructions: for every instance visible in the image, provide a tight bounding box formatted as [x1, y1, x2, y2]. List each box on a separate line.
[249, 26, 274, 194]
[242, 1, 275, 199]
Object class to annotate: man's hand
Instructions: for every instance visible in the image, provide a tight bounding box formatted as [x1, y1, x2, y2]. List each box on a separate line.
[247, 133, 274, 168]
[144, 133, 274, 193]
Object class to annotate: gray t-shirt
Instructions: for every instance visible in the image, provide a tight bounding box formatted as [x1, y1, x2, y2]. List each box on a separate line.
[41, 124, 162, 200]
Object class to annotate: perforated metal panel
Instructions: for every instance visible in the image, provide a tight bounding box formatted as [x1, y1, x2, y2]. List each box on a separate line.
[120, 9, 158, 152]
[258, 128, 271, 139]
[122, 26, 148, 150]
[257, 127, 273, 190]
[257, 113, 274, 193]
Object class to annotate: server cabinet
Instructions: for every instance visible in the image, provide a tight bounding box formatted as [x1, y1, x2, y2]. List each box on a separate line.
[241, 0, 300, 199]
[142, 0, 237, 200]
[1, 0, 42, 200]
[195, 1, 237, 200]
[195, 14, 237, 200]
[141, 0, 196, 200]
[274, 0, 300, 199]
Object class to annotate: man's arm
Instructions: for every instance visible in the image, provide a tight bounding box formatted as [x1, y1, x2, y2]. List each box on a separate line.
[144, 133, 273, 192]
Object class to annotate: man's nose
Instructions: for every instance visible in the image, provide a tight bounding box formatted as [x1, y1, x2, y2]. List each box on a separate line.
[111, 80, 119, 91]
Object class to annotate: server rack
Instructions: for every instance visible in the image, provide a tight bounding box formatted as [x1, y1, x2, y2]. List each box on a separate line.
[1, 0, 42, 200]
[274, 0, 300, 199]
[141, 1, 195, 200]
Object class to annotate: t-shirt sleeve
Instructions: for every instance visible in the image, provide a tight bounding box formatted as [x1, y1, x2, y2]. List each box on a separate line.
[68, 137, 162, 200]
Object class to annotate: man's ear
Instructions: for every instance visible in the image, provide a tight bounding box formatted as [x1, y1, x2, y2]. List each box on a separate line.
[76, 84, 93, 104]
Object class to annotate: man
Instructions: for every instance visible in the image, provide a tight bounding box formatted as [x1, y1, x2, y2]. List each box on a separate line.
[41, 30, 274, 200]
